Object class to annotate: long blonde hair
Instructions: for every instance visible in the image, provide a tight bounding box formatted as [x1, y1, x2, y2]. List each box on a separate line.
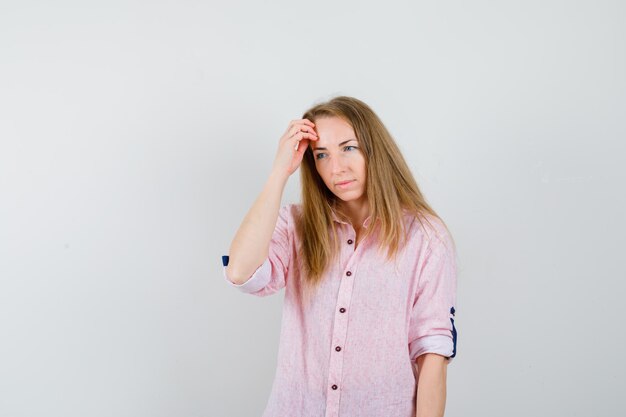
[296, 96, 455, 294]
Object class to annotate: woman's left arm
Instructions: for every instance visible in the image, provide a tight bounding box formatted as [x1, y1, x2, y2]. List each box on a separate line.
[415, 353, 448, 417]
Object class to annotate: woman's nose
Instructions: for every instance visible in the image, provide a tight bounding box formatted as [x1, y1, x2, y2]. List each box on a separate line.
[331, 157, 347, 174]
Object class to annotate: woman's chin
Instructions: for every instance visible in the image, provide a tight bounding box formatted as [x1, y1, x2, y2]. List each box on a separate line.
[334, 192, 364, 202]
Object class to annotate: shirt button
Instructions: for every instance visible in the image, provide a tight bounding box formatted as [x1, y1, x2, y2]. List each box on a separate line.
[347, 239, 353, 244]
[339, 307, 346, 313]
[331, 384, 338, 390]
[346, 271, 352, 276]
[335, 346, 341, 352]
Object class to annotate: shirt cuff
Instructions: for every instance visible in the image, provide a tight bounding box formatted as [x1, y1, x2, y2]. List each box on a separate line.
[223, 258, 272, 294]
[409, 334, 455, 363]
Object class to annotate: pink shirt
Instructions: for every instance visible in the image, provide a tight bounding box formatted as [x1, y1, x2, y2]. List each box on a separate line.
[222, 204, 458, 417]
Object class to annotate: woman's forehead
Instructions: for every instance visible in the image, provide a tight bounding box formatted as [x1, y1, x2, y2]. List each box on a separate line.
[313, 117, 357, 147]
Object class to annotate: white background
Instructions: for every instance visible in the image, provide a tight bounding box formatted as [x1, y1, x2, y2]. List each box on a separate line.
[1, 1, 624, 416]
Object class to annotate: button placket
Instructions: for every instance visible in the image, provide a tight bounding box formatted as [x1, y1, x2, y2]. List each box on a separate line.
[325, 229, 361, 417]
[327, 279, 352, 414]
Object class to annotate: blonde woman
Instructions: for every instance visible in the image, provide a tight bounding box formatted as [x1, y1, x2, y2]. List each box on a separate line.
[223, 96, 458, 417]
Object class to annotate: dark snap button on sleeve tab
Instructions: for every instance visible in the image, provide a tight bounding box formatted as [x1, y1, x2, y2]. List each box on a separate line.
[347, 239, 353, 244]
[346, 271, 352, 276]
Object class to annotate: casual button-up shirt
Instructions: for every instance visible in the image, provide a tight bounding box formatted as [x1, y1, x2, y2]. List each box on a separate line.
[222, 203, 458, 417]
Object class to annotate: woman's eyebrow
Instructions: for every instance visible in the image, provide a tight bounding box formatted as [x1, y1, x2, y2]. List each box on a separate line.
[313, 139, 357, 151]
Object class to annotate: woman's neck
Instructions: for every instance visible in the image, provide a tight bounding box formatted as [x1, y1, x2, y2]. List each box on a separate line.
[336, 199, 370, 229]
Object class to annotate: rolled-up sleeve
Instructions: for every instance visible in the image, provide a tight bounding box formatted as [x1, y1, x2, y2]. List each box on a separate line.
[408, 232, 458, 363]
[222, 204, 292, 297]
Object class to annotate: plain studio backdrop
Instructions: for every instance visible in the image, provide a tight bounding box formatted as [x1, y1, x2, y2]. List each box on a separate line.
[0, 1, 624, 416]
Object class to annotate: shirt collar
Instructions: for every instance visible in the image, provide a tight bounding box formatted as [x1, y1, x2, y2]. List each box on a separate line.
[329, 206, 373, 229]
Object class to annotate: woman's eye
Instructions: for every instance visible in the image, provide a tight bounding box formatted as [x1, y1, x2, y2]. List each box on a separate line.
[315, 146, 357, 160]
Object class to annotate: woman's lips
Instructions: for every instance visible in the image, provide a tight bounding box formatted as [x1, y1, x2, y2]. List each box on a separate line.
[336, 180, 355, 189]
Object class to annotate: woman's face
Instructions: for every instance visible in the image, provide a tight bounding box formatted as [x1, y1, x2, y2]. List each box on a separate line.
[310, 116, 367, 204]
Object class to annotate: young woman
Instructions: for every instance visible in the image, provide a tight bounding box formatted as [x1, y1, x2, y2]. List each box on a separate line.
[222, 96, 458, 417]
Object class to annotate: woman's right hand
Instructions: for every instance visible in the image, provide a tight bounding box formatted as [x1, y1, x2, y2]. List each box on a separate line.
[271, 119, 318, 178]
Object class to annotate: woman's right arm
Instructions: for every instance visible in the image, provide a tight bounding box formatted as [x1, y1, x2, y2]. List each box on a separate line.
[224, 119, 318, 285]
[224, 170, 288, 284]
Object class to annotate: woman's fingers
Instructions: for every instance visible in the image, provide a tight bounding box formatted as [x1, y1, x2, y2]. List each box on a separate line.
[273, 119, 318, 177]
[294, 133, 318, 151]
[286, 123, 317, 141]
[292, 131, 318, 150]
[285, 119, 315, 134]
[287, 119, 317, 152]
[290, 118, 315, 128]
[297, 138, 316, 153]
